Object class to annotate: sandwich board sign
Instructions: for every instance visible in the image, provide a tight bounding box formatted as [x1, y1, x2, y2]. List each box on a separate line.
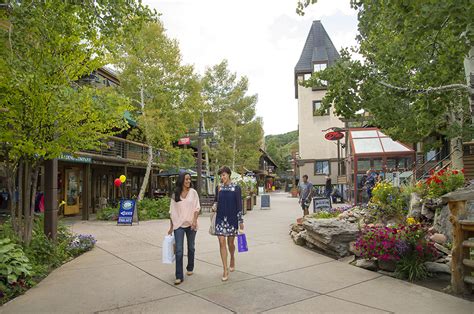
[117, 199, 136, 225]
[261, 194, 270, 209]
[313, 197, 331, 213]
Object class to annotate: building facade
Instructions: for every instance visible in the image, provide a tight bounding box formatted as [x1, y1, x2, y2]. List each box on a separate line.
[294, 21, 345, 191]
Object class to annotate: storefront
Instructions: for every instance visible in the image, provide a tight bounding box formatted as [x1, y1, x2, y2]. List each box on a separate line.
[347, 128, 415, 204]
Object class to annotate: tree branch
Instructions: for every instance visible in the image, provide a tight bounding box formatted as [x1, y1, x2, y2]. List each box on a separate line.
[379, 81, 469, 94]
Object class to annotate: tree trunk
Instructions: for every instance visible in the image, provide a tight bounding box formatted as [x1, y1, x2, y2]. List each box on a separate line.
[138, 145, 153, 202]
[22, 161, 31, 244]
[16, 160, 24, 237]
[25, 164, 40, 245]
[448, 105, 464, 170]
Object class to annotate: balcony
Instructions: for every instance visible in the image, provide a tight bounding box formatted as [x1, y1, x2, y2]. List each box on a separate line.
[79, 136, 165, 165]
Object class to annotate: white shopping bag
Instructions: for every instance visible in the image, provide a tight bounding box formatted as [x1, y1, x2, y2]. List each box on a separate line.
[162, 234, 175, 264]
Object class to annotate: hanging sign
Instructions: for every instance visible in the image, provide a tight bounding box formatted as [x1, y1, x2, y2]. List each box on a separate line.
[117, 199, 136, 225]
[324, 131, 344, 141]
[178, 137, 191, 145]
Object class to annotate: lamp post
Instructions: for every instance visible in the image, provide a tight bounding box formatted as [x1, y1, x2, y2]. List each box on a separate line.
[195, 115, 214, 199]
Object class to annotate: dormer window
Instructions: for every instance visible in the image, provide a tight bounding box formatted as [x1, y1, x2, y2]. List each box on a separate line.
[313, 63, 327, 72]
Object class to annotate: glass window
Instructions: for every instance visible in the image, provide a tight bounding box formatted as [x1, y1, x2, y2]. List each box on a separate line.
[313, 100, 329, 116]
[373, 159, 383, 170]
[426, 149, 437, 161]
[357, 159, 371, 172]
[387, 158, 397, 170]
[313, 63, 327, 72]
[303, 73, 311, 81]
[353, 138, 383, 154]
[315, 160, 330, 175]
[351, 130, 379, 138]
[380, 137, 411, 152]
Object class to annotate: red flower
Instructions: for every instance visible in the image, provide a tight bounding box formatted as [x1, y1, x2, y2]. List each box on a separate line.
[461, 168, 465, 174]
[452, 170, 458, 175]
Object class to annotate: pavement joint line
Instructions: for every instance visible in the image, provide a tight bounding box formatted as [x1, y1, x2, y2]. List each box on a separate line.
[259, 294, 325, 313]
[325, 294, 394, 313]
[322, 274, 383, 295]
[95, 245, 235, 313]
[262, 259, 336, 277]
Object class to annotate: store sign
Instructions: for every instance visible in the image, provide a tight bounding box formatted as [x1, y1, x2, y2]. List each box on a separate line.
[58, 153, 92, 164]
[178, 137, 191, 145]
[117, 200, 136, 225]
[324, 131, 344, 141]
[313, 197, 332, 212]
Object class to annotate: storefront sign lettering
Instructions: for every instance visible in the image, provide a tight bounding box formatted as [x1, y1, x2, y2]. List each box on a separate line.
[58, 153, 92, 164]
[117, 200, 136, 225]
[324, 131, 344, 141]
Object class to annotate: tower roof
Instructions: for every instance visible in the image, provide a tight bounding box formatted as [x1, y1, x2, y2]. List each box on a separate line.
[295, 21, 340, 74]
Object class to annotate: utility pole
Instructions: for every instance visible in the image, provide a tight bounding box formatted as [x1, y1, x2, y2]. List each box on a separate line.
[196, 115, 203, 199]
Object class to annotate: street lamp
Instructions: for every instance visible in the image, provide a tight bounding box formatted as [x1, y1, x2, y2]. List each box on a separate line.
[196, 115, 214, 199]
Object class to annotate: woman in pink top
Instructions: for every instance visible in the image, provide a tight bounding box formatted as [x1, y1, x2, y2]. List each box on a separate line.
[168, 172, 200, 285]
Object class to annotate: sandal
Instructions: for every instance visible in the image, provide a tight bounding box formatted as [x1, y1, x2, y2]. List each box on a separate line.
[174, 279, 183, 285]
[221, 270, 229, 281]
[186, 271, 193, 276]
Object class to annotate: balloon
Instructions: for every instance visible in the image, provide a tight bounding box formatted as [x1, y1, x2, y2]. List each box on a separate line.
[114, 178, 122, 187]
[120, 175, 126, 183]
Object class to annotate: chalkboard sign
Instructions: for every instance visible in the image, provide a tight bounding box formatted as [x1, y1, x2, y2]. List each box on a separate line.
[261, 194, 270, 209]
[117, 199, 136, 225]
[313, 197, 331, 213]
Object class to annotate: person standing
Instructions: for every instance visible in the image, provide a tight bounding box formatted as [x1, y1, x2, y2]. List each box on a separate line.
[364, 169, 376, 201]
[211, 166, 244, 282]
[325, 175, 332, 199]
[168, 172, 200, 285]
[298, 174, 313, 216]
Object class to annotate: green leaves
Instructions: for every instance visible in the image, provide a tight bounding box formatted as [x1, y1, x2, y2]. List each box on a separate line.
[0, 238, 32, 284]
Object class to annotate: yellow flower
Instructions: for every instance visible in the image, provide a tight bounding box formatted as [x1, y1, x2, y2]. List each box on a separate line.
[406, 217, 417, 225]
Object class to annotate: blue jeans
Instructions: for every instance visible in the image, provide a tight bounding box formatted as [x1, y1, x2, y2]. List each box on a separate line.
[173, 227, 196, 280]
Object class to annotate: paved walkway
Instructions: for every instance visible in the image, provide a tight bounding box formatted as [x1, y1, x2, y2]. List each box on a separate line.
[1, 192, 472, 313]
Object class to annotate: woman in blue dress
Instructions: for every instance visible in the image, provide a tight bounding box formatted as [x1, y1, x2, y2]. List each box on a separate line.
[212, 166, 244, 281]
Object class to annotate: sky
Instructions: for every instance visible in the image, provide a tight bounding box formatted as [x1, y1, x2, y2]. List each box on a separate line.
[143, 0, 359, 136]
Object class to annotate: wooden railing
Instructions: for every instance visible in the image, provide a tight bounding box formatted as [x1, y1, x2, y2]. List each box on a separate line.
[81, 136, 165, 164]
[442, 188, 474, 295]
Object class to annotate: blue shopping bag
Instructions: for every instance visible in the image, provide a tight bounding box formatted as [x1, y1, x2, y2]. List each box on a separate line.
[237, 233, 248, 253]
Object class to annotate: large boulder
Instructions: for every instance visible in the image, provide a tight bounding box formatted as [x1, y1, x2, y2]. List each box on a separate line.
[408, 192, 422, 220]
[302, 218, 359, 258]
[433, 205, 453, 243]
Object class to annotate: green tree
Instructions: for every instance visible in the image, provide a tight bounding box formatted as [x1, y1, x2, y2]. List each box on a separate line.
[298, 0, 473, 169]
[202, 60, 263, 173]
[265, 130, 299, 175]
[0, 1, 154, 243]
[116, 20, 202, 202]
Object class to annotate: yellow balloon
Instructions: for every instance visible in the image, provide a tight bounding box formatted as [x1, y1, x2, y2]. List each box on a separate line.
[120, 175, 126, 183]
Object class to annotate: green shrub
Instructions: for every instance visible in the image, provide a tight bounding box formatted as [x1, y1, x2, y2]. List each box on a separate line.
[0, 238, 33, 304]
[97, 206, 119, 221]
[369, 182, 405, 222]
[310, 211, 339, 219]
[138, 197, 170, 220]
[395, 255, 429, 281]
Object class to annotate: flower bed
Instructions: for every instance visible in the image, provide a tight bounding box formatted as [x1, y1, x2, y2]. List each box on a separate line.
[354, 222, 438, 280]
[0, 217, 96, 304]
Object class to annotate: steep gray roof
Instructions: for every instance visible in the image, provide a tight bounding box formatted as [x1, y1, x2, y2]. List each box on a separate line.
[295, 21, 340, 74]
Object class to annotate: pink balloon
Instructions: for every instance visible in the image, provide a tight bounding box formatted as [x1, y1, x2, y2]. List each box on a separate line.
[114, 178, 122, 187]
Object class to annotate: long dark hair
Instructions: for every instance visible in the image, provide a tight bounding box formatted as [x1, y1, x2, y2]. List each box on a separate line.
[174, 171, 192, 202]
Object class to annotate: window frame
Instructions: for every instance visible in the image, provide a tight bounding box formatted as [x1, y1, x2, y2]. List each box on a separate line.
[314, 160, 330, 175]
[313, 100, 329, 116]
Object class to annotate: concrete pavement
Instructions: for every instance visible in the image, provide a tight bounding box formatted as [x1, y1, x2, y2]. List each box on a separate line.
[1, 192, 472, 313]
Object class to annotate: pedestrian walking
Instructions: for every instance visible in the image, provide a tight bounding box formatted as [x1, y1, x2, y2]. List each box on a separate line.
[298, 174, 313, 216]
[168, 171, 200, 285]
[211, 166, 244, 282]
[325, 175, 332, 199]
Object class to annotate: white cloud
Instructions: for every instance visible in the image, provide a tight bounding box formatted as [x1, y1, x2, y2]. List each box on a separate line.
[144, 0, 358, 135]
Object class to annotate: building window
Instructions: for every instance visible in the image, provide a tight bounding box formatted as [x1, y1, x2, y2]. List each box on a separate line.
[315, 160, 330, 175]
[303, 73, 312, 81]
[313, 63, 327, 72]
[313, 100, 329, 116]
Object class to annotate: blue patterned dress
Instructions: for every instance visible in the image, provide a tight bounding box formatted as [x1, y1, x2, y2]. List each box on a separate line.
[214, 183, 243, 236]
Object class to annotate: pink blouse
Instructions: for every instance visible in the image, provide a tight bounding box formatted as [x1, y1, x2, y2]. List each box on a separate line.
[169, 188, 200, 230]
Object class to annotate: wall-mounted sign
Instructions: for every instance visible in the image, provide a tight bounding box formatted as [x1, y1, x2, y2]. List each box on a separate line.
[324, 131, 344, 141]
[58, 153, 92, 164]
[178, 137, 191, 145]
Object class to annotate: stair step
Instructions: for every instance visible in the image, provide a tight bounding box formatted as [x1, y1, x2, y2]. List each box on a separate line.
[463, 240, 474, 248]
[464, 275, 474, 285]
[460, 220, 474, 226]
[463, 259, 474, 268]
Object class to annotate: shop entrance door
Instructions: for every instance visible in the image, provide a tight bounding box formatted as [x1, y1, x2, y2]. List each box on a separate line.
[64, 168, 80, 215]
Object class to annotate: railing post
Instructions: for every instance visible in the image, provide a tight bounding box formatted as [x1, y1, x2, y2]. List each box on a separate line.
[448, 199, 469, 294]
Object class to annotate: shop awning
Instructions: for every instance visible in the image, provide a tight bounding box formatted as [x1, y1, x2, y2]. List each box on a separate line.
[349, 128, 414, 156]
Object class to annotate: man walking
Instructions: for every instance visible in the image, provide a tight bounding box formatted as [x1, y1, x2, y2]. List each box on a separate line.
[325, 175, 332, 199]
[298, 174, 313, 216]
